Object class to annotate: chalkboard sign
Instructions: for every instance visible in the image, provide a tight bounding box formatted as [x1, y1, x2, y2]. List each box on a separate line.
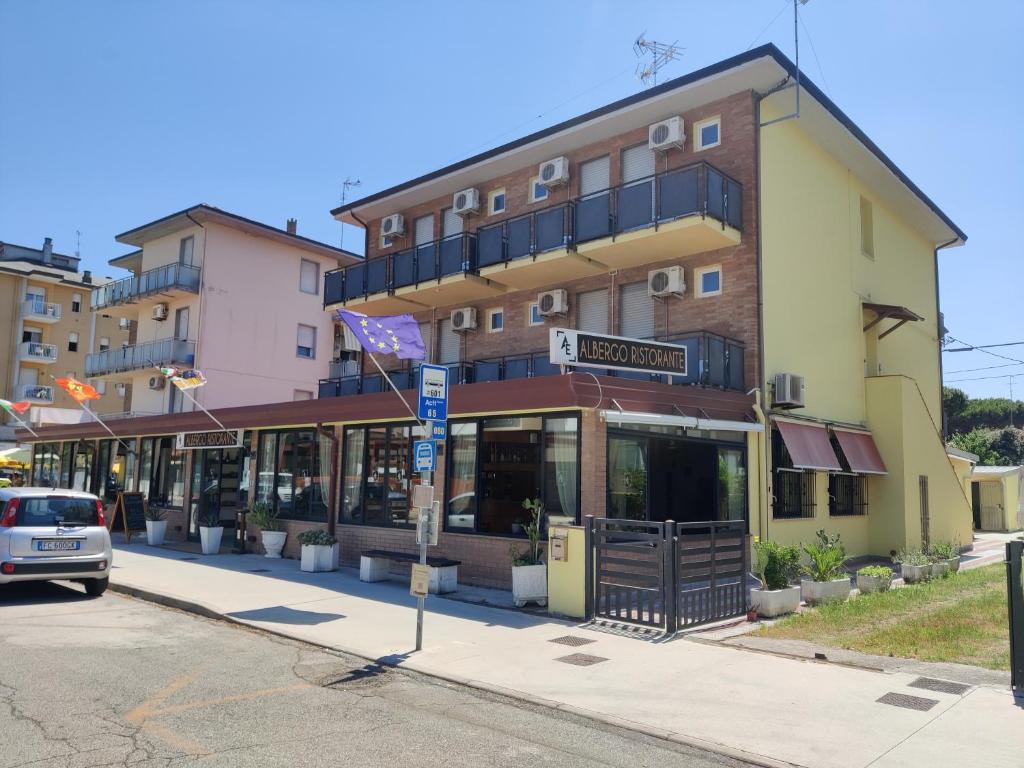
[107, 492, 147, 543]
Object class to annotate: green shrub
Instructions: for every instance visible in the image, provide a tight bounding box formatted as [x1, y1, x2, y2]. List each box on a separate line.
[928, 540, 958, 560]
[144, 506, 166, 522]
[753, 540, 801, 591]
[857, 565, 893, 580]
[198, 509, 221, 528]
[893, 547, 930, 567]
[801, 529, 847, 582]
[297, 529, 337, 547]
[248, 501, 282, 532]
[510, 498, 544, 566]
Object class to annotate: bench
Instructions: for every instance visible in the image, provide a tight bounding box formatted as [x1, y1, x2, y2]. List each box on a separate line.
[359, 549, 461, 594]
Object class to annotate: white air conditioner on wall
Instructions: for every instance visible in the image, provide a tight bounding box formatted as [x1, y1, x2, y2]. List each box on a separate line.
[380, 213, 405, 238]
[648, 266, 685, 298]
[152, 303, 168, 321]
[451, 307, 477, 332]
[148, 376, 166, 391]
[537, 289, 568, 316]
[773, 372, 806, 409]
[648, 116, 685, 152]
[452, 188, 480, 216]
[538, 156, 570, 187]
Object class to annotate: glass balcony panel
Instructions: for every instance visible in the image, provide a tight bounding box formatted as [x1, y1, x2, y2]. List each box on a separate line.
[473, 361, 501, 384]
[361, 374, 383, 394]
[706, 335, 726, 387]
[324, 270, 345, 305]
[575, 193, 612, 243]
[415, 244, 438, 282]
[727, 342, 745, 390]
[535, 206, 568, 252]
[477, 225, 504, 267]
[507, 216, 532, 261]
[531, 354, 561, 377]
[367, 258, 388, 294]
[318, 379, 340, 398]
[504, 357, 530, 380]
[343, 263, 366, 300]
[340, 377, 361, 396]
[392, 249, 416, 288]
[659, 167, 701, 220]
[706, 168, 725, 221]
[439, 235, 466, 276]
[444, 363, 472, 385]
[726, 179, 743, 229]
[389, 370, 414, 390]
[617, 180, 655, 232]
[664, 337, 701, 385]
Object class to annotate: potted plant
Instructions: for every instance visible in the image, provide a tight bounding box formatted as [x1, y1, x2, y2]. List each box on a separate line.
[800, 529, 851, 605]
[510, 498, 546, 608]
[198, 509, 224, 555]
[856, 565, 893, 594]
[298, 529, 339, 572]
[750, 539, 802, 617]
[929, 540, 961, 574]
[249, 501, 287, 558]
[145, 507, 167, 547]
[894, 547, 931, 583]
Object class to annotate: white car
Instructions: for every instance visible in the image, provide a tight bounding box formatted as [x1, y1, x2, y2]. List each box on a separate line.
[0, 488, 113, 596]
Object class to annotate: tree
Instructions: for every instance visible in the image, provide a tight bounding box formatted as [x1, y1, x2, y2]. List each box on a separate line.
[948, 428, 999, 465]
[990, 427, 1024, 466]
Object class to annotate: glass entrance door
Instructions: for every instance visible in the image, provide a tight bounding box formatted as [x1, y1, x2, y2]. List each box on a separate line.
[189, 449, 242, 542]
[608, 435, 648, 520]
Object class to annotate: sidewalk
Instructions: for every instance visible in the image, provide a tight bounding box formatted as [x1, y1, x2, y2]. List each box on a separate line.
[107, 543, 1022, 768]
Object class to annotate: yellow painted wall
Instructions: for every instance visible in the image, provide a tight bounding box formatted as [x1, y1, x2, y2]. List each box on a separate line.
[547, 525, 586, 619]
[764, 471, 870, 557]
[948, 454, 975, 500]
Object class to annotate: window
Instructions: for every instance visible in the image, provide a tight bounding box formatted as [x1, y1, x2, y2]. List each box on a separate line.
[487, 308, 504, 333]
[527, 302, 544, 326]
[829, 474, 867, 516]
[695, 265, 722, 297]
[579, 155, 610, 196]
[772, 430, 816, 519]
[138, 437, 185, 508]
[293, 389, 313, 401]
[31, 442, 60, 488]
[340, 422, 427, 528]
[488, 188, 506, 215]
[577, 289, 609, 334]
[299, 259, 319, 294]
[255, 429, 332, 522]
[94, 379, 106, 395]
[528, 177, 548, 203]
[860, 196, 874, 258]
[297, 324, 316, 358]
[23, 326, 42, 344]
[67, 332, 79, 352]
[71, 292, 82, 313]
[99, 336, 110, 352]
[619, 281, 654, 339]
[179, 235, 194, 265]
[694, 117, 721, 151]
[414, 214, 434, 246]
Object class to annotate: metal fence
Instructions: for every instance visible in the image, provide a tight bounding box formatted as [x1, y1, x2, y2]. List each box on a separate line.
[1008, 540, 1024, 698]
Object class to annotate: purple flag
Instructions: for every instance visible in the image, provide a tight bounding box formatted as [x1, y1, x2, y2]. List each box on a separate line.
[336, 309, 426, 361]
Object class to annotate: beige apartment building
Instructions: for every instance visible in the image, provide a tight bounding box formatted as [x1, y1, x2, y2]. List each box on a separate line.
[0, 238, 129, 447]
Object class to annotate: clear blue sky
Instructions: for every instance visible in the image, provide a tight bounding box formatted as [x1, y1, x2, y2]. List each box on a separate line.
[1, 1, 1020, 399]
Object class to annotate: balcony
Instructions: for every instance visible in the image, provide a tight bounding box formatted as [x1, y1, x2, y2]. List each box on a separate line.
[91, 262, 201, 311]
[17, 384, 54, 404]
[18, 341, 58, 365]
[21, 298, 62, 323]
[574, 162, 742, 268]
[85, 337, 195, 378]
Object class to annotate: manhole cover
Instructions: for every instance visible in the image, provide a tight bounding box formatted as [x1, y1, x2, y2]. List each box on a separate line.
[908, 677, 970, 696]
[548, 635, 596, 647]
[177, 557, 198, 561]
[876, 692, 939, 711]
[555, 653, 608, 667]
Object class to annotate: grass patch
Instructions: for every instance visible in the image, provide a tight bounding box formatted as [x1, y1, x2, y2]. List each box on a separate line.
[758, 564, 1010, 670]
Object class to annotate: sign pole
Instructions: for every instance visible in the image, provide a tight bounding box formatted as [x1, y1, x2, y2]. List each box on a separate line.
[416, 468, 430, 652]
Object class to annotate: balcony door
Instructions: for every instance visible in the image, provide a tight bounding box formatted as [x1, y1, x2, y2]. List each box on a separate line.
[174, 307, 189, 340]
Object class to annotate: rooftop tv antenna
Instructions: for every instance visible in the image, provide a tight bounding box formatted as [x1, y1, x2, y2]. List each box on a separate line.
[75, 229, 81, 259]
[634, 34, 683, 87]
[339, 177, 362, 249]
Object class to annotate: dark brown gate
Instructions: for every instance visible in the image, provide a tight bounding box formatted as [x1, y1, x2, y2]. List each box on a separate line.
[675, 521, 748, 629]
[586, 518, 670, 629]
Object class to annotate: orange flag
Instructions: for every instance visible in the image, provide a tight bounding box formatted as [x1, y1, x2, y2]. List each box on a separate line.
[55, 376, 102, 404]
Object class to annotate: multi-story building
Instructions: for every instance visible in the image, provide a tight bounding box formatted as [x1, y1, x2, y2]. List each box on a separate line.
[22, 46, 973, 599]
[0, 238, 128, 447]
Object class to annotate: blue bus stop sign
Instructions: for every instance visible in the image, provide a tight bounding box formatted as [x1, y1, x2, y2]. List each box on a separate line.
[418, 364, 449, 422]
[413, 440, 436, 472]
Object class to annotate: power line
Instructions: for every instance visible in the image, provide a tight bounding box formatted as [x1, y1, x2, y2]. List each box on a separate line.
[945, 361, 1024, 375]
[944, 341, 1024, 352]
[944, 373, 1023, 384]
[945, 336, 1024, 367]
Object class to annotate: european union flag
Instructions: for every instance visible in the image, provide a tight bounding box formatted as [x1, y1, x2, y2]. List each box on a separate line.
[336, 309, 426, 361]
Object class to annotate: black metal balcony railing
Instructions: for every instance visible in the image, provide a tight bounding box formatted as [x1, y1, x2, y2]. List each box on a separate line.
[324, 161, 742, 307]
[91, 262, 201, 310]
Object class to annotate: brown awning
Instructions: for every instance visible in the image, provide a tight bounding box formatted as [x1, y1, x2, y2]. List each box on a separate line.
[833, 429, 887, 475]
[776, 420, 842, 471]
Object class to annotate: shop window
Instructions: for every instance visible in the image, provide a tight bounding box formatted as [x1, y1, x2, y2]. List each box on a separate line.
[718, 447, 747, 523]
[694, 116, 721, 151]
[59, 442, 74, 488]
[772, 430, 815, 519]
[138, 436, 185, 508]
[829, 473, 867, 516]
[340, 422, 427, 528]
[71, 441, 96, 493]
[446, 422, 478, 532]
[256, 429, 332, 522]
[31, 442, 61, 488]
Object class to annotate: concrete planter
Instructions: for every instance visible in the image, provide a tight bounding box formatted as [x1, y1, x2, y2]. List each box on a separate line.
[751, 585, 801, 618]
[901, 563, 930, 584]
[512, 564, 547, 608]
[856, 573, 891, 594]
[801, 577, 851, 605]
[301, 543, 339, 572]
[946, 556, 961, 573]
[145, 519, 167, 547]
[261, 531, 287, 559]
[199, 526, 223, 555]
[931, 560, 950, 578]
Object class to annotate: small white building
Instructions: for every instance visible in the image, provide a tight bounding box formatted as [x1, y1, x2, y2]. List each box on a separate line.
[970, 466, 1024, 532]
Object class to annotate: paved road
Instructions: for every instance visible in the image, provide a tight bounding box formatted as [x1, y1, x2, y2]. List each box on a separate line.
[0, 582, 747, 768]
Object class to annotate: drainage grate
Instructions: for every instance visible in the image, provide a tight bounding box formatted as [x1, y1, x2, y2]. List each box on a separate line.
[548, 635, 596, 647]
[908, 677, 970, 696]
[177, 557, 198, 561]
[248, 568, 271, 573]
[555, 653, 608, 667]
[876, 692, 939, 711]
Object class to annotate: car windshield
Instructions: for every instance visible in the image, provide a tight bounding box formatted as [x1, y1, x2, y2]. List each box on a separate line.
[15, 496, 98, 526]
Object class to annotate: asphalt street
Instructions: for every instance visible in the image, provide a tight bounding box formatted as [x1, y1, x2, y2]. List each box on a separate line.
[0, 581, 749, 768]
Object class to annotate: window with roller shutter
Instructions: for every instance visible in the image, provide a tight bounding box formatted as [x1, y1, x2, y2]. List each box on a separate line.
[619, 281, 654, 339]
[579, 155, 610, 196]
[577, 289, 609, 334]
[414, 214, 434, 245]
[438, 319, 460, 364]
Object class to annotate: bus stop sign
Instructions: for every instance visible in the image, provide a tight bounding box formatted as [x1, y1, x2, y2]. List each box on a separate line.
[418, 364, 449, 421]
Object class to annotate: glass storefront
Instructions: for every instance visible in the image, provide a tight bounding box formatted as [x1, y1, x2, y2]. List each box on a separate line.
[256, 428, 332, 522]
[341, 422, 426, 528]
[138, 436, 185, 507]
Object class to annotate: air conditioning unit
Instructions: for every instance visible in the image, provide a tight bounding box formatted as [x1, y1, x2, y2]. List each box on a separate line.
[148, 376, 166, 391]
[451, 307, 477, 332]
[648, 266, 685, 298]
[152, 303, 168, 321]
[538, 156, 570, 188]
[118, 317, 132, 330]
[537, 289, 568, 316]
[452, 187, 480, 216]
[648, 116, 685, 152]
[380, 213, 405, 238]
[773, 372, 806, 409]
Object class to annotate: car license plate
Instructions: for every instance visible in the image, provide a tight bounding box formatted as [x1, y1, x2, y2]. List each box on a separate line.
[36, 540, 82, 551]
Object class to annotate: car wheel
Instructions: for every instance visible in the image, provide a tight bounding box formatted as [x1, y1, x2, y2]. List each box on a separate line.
[84, 577, 108, 597]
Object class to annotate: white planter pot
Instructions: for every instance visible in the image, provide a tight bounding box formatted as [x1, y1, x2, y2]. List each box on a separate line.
[751, 585, 801, 618]
[200, 526, 223, 555]
[145, 519, 167, 547]
[262, 530, 287, 559]
[931, 560, 950, 578]
[856, 573, 891, 594]
[901, 563, 930, 584]
[301, 543, 339, 572]
[946, 556, 961, 573]
[801, 577, 851, 605]
[512, 563, 547, 608]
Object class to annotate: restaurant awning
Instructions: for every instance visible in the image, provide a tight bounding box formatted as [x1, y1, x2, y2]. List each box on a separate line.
[833, 429, 887, 475]
[776, 420, 842, 471]
[601, 410, 764, 433]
